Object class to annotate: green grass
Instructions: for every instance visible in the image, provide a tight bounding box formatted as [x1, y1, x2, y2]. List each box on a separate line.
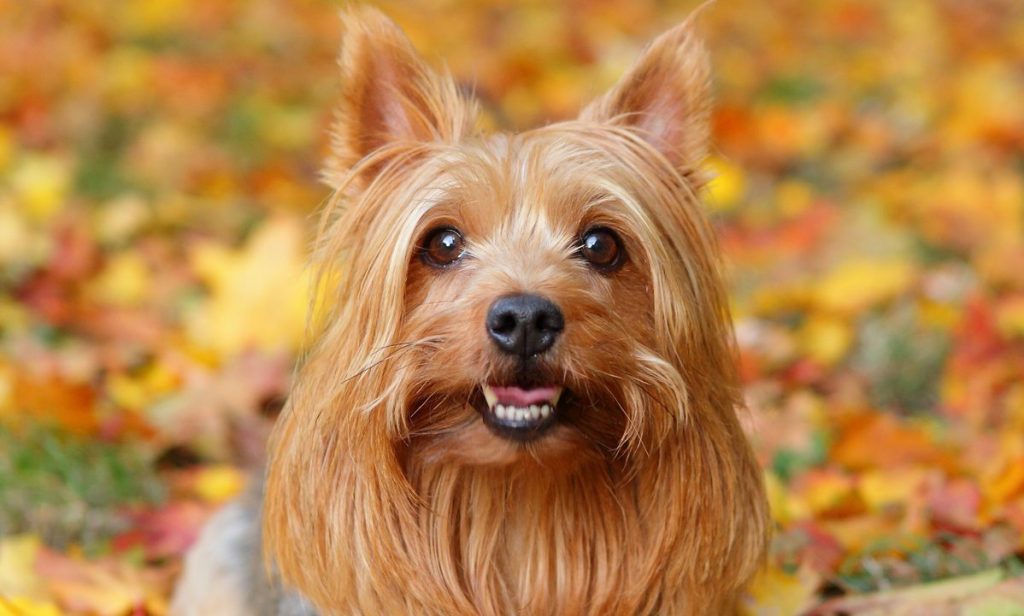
[853, 303, 950, 415]
[0, 423, 165, 552]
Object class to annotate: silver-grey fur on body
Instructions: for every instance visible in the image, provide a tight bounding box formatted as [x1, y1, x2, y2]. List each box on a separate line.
[171, 485, 317, 616]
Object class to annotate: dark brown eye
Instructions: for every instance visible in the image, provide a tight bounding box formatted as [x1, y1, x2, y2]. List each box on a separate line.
[420, 227, 465, 268]
[578, 227, 624, 271]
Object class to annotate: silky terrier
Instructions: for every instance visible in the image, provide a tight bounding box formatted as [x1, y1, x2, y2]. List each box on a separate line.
[173, 6, 769, 615]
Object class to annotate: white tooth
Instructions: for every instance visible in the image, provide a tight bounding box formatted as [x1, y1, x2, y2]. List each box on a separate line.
[530, 405, 540, 419]
[483, 386, 498, 409]
[541, 404, 551, 417]
[517, 408, 527, 421]
[551, 388, 563, 407]
[496, 405, 506, 419]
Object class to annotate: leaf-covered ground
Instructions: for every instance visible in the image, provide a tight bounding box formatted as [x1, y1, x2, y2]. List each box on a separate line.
[2, 0, 1024, 614]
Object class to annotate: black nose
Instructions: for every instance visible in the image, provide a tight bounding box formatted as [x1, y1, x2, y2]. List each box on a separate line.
[486, 294, 564, 358]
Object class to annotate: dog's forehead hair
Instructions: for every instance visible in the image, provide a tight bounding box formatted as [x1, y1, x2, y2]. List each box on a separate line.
[430, 131, 617, 254]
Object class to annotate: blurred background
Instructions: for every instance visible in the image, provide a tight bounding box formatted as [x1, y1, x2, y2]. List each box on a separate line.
[1, 0, 1023, 613]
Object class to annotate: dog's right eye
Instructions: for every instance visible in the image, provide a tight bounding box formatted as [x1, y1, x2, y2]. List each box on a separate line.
[420, 227, 465, 268]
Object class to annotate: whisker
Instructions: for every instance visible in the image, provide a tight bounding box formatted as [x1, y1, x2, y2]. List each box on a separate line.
[341, 337, 442, 384]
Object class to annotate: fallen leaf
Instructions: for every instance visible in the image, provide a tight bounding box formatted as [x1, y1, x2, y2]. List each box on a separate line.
[742, 564, 820, 616]
[38, 549, 170, 616]
[192, 465, 245, 504]
[831, 413, 953, 472]
[814, 260, 916, 315]
[0, 535, 44, 600]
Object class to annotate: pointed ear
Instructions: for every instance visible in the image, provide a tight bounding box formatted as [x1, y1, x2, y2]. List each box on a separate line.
[324, 7, 476, 189]
[580, 18, 711, 173]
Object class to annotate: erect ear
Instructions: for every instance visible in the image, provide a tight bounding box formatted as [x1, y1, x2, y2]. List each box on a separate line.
[580, 17, 711, 173]
[324, 7, 476, 189]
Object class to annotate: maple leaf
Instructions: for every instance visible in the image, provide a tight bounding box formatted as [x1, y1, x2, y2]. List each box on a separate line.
[185, 216, 311, 358]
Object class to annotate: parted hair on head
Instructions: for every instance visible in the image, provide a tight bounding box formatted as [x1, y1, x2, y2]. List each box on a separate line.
[263, 6, 769, 614]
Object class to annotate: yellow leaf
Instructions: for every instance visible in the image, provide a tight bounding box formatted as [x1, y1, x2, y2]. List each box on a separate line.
[814, 259, 915, 315]
[798, 315, 853, 365]
[0, 361, 10, 418]
[995, 295, 1024, 338]
[0, 597, 63, 616]
[918, 299, 961, 331]
[102, 48, 152, 107]
[985, 455, 1024, 507]
[751, 282, 812, 316]
[142, 362, 179, 396]
[741, 565, 819, 616]
[0, 535, 44, 600]
[764, 470, 791, 524]
[537, 68, 586, 119]
[1007, 385, 1024, 432]
[121, 0, 187, 35]
[88, 252, 151, 307]
[10, 155, 71, 222]
[106, 363, 179, 412]
[793, 469, 856, 517]
[193, 465, 245, 504]
[775, 180, 814, 218]
[186, 216, 311, 356]
[706, 157, 746, 212]
[859, 468, 928, 513]
[0, 126, 13, 170]
[0, 200, 50, 268]
[106, 373, 148, 411]
[261, 107, 317, 151]
[823, 514, 904, 552]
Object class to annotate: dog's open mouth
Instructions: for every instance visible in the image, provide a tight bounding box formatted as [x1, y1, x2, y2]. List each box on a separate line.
[474, 384, 563, 440]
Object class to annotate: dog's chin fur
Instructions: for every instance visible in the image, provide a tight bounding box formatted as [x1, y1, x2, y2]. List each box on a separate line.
[176, 6, 770, 616]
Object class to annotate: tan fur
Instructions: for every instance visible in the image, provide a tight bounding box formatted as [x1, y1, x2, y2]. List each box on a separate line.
[263, 7, 769, 615]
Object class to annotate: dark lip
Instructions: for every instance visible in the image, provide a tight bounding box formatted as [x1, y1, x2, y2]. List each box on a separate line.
[470, 386, 563, 443]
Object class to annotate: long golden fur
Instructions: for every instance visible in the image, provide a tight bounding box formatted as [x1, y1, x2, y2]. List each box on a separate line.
[261, 7, 769, 615]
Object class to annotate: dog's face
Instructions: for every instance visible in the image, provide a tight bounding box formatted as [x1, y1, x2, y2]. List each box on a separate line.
[400, 132, 664, 467]
[308, 8, 737, 470]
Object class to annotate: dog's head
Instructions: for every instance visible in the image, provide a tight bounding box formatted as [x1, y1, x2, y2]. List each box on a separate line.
[294, 7, 736, 469]
[264, 8, 766, 611]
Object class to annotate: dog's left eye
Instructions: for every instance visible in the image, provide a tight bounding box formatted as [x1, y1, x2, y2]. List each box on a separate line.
[420, 227, 465, 268]
[578, 227, 625, 272]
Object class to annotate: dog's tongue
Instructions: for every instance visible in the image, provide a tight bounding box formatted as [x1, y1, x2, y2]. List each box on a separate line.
[491, 386, 559, 406]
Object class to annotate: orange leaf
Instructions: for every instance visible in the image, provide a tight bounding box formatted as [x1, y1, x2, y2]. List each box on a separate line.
[9, 370, 98, 435]
[831, 413, 953, 472]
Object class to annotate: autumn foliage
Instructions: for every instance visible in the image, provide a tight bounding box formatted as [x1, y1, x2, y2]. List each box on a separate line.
[1, 0, 1024, 614]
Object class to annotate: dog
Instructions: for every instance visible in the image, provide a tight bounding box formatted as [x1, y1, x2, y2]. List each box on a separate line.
[172, 6, 769, 615]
